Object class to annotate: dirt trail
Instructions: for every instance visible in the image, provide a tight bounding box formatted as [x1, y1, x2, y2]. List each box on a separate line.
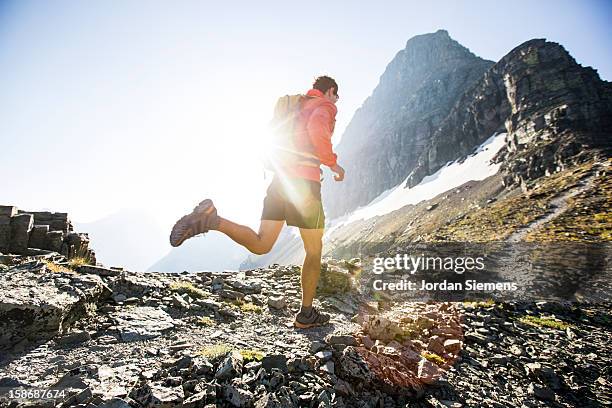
[506, 171, 598, 242]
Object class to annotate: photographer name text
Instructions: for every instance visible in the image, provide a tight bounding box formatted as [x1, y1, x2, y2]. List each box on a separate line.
[371, 254, 517, 292]
[373, 279, 518, 291]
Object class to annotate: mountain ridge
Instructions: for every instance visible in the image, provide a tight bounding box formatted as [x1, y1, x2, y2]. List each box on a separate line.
[404, 37, 612, 191]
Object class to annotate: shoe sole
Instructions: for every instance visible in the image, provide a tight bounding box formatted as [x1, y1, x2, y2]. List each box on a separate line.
[169, 199, 215, 247]
[293, 320, 330, 329]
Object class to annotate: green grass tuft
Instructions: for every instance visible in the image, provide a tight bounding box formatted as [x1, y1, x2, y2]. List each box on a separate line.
[197, 316, 215, 326]
[239, 349, 265, 362]
[67, 256, 90, 268]
[518, 315, 571, 330]
[169, 281, 209, 299]
[197, 344, 232, 360]
[421, 352, 445, 366]
[239, 302, 262, 314]
[223, 298, 262, 313]
[43, 260, 74, 274]
[463, 298, 495, 308]
[197, 344, 265, 363]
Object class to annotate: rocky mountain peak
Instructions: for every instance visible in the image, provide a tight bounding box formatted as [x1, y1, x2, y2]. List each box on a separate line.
[370, 29, 486, 108]
[401, 28, 473, 62]
[324, 30, 494, 218]
[402, 36, 611, 191]
[496, 38, 612, 187]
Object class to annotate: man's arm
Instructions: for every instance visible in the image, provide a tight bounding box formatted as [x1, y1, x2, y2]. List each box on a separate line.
[329, 163, 345, 181]
[306, 105, 345, 181]
[306, 106, 337, 167]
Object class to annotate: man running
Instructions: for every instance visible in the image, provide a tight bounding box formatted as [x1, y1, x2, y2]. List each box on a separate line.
[170, 75, 345, 329]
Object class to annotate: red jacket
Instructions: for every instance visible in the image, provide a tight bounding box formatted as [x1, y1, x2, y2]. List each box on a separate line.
[285, 89, 338, 182]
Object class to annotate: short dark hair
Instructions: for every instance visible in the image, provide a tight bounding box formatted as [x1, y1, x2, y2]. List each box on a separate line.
[313, 75, 338, 96]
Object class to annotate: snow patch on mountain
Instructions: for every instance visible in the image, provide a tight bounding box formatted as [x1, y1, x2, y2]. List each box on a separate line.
[327, 133, 506, 233]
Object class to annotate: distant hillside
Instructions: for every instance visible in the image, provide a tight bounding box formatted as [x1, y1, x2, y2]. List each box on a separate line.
[75, 209, 167, 271]
[148, 232, 249, 272]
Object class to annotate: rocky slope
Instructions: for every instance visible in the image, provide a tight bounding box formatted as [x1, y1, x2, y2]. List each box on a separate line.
[0, 253, 610, 407]
[324, 158, 610, 260]
[322, 30, 494, 219]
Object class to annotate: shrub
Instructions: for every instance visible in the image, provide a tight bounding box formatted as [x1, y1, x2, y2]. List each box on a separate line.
[67, 256, 89, 268]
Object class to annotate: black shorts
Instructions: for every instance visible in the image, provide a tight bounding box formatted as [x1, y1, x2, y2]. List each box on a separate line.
[261, 176, 325, 229]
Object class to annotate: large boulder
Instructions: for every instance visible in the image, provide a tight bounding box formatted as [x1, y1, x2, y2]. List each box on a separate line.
[28, 224, 49, 249]
[0, 262, 111, 349]
[9, 213, 33, 254]
[21, 210, 72, 233]
[106, 271, 166, 298]
[46, 230, 65, 253]
[0, 206, 17, 253]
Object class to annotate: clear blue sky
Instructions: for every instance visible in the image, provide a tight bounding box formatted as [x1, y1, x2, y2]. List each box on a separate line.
[2, 0, 611, 230]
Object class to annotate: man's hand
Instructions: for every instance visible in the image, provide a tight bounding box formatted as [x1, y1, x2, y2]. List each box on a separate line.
[330, 164, 345, 182]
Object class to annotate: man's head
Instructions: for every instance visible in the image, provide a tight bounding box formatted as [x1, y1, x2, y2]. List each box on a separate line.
[313, 75, 339, 104]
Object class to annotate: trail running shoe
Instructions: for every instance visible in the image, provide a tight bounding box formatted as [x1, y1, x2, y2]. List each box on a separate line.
[293, 306, 331, 329]
[169, 199, 220, 247]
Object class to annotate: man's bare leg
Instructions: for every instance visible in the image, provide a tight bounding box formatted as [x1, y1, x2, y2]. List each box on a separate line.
[298, 228, 324, 307]
[216, 218, 284, 255]
[293, 227, 330, 328]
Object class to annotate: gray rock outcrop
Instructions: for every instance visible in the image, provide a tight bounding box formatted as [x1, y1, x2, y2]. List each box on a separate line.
[0, 261, 111, 349]
[0, 205, 96, 263]
[8, 213, 33, 255]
